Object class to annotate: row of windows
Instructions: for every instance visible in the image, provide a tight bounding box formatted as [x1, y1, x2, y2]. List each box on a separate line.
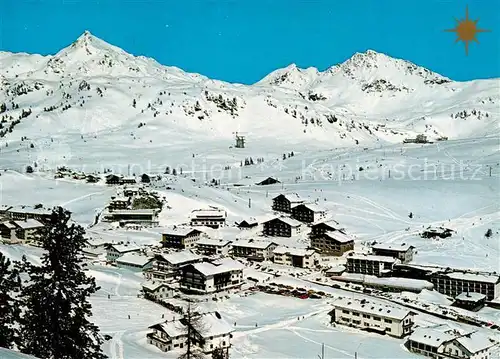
[341, 310, 392, 323]
[340, 317, 392, 332]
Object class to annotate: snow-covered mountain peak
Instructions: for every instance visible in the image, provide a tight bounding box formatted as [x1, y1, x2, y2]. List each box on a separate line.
[0, 35, 497, 153]
[331, 49, 451, 85]
[67, 30, 127, 57]
[257, 63, 319, 89]
[44, 31, 140, 76]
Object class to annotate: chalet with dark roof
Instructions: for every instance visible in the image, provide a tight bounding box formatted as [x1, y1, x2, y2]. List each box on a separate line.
[291, 203, 327, 223]
[262, 216, 302, 237]
[309, 219, 342, 238]
[272, 193, 303, 213]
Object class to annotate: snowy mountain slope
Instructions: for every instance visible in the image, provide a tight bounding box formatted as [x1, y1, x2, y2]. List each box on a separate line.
[0, 348, 40, 359]
[0, 31, 498, 171]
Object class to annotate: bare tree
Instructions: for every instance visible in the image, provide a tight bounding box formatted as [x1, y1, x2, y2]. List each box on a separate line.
[178, 303, 206, 359]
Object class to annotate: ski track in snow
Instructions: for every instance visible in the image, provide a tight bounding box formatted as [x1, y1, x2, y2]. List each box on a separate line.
[109, 330, 125, 359]
[288, 328, 357, 358]
[58, 188, 114, 207]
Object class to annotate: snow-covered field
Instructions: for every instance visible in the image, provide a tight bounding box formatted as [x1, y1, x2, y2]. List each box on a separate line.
[1, 133, 499, 358]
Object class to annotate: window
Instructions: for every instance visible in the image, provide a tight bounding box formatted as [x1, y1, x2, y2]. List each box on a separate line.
[384, 319, 392, 323]
[373, 317, 381, 321]
[342, 310, 350, 314]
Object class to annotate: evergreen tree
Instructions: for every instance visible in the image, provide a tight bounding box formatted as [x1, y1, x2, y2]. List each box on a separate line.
[0, 253, 21, 349]
[178, 304, 205, 359]
[18, 207, 106, 359]
[212, 347, 228, 359]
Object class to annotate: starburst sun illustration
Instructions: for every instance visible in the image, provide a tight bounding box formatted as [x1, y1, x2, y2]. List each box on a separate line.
[445, 6, 491, 55]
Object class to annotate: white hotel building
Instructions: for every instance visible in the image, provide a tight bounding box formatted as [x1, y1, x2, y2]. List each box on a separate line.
[329, 298, 415, 338]
[407, 324, 496, 359]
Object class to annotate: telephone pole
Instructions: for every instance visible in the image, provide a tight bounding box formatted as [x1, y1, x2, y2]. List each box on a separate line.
[317, 343, 325, 359]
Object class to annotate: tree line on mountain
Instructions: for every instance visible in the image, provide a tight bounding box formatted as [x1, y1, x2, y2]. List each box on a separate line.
[0, 207, 107, 359]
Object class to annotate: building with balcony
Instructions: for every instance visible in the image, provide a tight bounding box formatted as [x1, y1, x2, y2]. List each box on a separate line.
[430, 270, 500, 301]
[230, 239, 277, 261]
[406, 324, 496, 359]
[291, 203, 327, 223]
[190, 208, 227, 229]
[371, 243, 415, 264]
[272, 246, 319, 269]
[147, 311, 233, 355]
[161, 227, 203, 249]
[195, 238, 232, 256]
[329, 298, 415, 338]
[272, 193, 303, 213]
[180, 258, 244, 294]
[105, 244, 142, 263]
[262, 216, 302, 237]
[311, 230, 354, 256]
[346, 254, 399, 277]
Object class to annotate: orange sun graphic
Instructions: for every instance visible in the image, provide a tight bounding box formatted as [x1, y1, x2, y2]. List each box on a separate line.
[445, 6, 491, 55]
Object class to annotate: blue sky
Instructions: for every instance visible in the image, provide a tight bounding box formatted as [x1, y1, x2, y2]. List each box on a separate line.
[1, 0, 499, 84]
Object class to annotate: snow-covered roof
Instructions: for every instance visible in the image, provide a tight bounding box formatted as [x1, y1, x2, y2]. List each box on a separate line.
[341, 273, 433, 291]
[348, 253, 399, 264]
[108, 244, 142, 253]
[191, 208, 226, 218]
[311, 216, 340, 225]
[455, 331, 495, 354]
[151, 311, 232, 339]
[332, 297, 413, 321]
[237, 217, 258, 225]
[455, 292, 486, 302]
[13, 219, 44, 230]
[231, 239, 277, 250]
[155, 320, 187, 338]
[110, 196, 130, 202]
[6, 205, 52, 216]
[110, 209, 156, 215]
[162, 226, 201, 236]
[196, 238, 232, 247]
[372, 242, 414, 252]
[192, 258, 244, 276]
[324, 231, 354, 243]
[292, 203, 326, 212]
[0, 221, 16, 229]
[157, 250, 201, 265]
[441, 271, 500, 284]
[124, 185, 141, 191]
[273, 246, 316, 257]
[264, 216, 301, 227]
[410, 324, 494, 354]
[408, 326, 456, 348]
[142, 281, 173, 292]
[199, 311, 234, 337]
[272, 193, 303, 203]
[116, 252, 153, 267]
[326, 265, 346, 273]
